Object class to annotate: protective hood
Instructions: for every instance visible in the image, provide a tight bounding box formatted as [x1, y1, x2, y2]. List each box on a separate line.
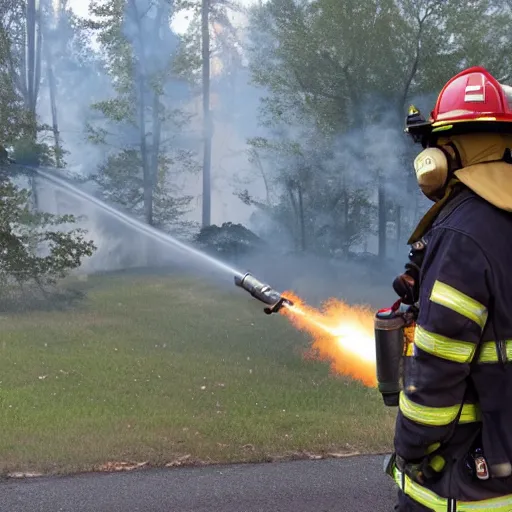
[449, 133, 512, 212]
[408, 132, 512, 243]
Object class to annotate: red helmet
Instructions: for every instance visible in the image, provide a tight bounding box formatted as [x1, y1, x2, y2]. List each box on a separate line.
[406, 66, 512, 146]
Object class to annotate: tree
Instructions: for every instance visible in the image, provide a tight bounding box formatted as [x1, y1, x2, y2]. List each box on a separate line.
[38, 1, 113, 176]
[201, 0, 212, 228]
[87, 0, 199, 235]
[237, 131, 375, 255]
[0, 5, 34, 147]
[173, 0, 244, 227]
[0, 167, 96, 289]
[40, 0, 67, 168]
[244, 0, 512, 260]
[0, 9, 97, 296]
[1, 0, 68, 210]
[2, 0, 47, 165]
[245, 0, 442, 260]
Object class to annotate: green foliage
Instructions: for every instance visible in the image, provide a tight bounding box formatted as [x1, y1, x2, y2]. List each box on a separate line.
[92, 148, 196, 234]
[248, 0, 512, 133]
[243, 0, 512, 257]
[0, 18, 35, 146]
[87, 0, 199, 232]
[172, 16, 202, 84]
[11, 131, 54, 167]
[238, 128, 377, 255]
[0, 4, 96, 292]
[172, 0, 244, 85]
[0, 167, 96, 288]
[0, 0, 71, 168]
[313, 187, 375, 257]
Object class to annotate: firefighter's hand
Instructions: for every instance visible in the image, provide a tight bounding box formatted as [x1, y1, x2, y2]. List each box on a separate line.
[393, 272, 416, 305]
[395, 455, 427, 484]
[396, 453, 444, 485]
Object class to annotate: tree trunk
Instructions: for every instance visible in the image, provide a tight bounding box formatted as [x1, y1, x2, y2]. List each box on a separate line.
[149, 2, 164, 191]
[395, 204, 402, 257]
[147, 91, 161, 269]
[26, 0, 36, 111]
[298, 184, 306, 252]
[252, 150, 271, 205]
[128, 0, 152, 227]
[201, 0, 212, 227]
[19, 18, 28, 102]
[25, 0, 42, 211]
[34, 5, 42, 106]
[45, 39, 62, 167]
[138, 72, 151, 226]
[150, 92, 161, 189]
[286, 183, 299, 251]
[342, 176, 349, 256]
[378, 173, 386, 263]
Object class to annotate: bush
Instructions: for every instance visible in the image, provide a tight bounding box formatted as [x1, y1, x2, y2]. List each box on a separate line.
[194, 222, 266, 259]
[0, 164, 96, 293]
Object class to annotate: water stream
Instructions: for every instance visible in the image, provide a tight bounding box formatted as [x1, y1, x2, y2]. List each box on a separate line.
[35, 168, 244, 278]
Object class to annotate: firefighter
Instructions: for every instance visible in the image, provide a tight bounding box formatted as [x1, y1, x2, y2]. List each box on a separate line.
[388, 66, 512, 511]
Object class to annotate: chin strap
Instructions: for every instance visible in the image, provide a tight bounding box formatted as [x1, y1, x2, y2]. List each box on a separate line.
[408, 178, 462, 244]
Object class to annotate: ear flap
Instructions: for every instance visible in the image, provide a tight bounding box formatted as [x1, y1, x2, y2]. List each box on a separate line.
[414, 147, 449, 200]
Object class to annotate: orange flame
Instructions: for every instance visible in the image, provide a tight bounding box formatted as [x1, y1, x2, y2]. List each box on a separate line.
[280, 292, 377, 387]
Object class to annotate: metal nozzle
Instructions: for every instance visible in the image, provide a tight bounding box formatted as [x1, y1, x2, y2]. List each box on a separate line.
[234, 272, 293, 314]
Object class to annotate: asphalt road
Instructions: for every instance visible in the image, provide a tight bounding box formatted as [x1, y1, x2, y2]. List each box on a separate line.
[0, 455, 397, 512]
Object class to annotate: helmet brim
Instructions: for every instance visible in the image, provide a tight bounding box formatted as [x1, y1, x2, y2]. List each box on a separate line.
[406, 119, 512, 147]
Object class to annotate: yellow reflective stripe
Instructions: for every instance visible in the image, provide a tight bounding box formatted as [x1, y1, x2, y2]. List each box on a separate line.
[393, 466, 512, 512]
[459, 493, 512, 511]
[459, 403, 481, 423]
[478, 340, 512, 363]
[430, 281, 488, 329]
[393, 467, 447, 512]
[399, 392, 479, 426]
[414, 325, 476, 363]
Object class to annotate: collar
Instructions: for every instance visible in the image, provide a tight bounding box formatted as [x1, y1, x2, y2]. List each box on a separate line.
[407, 178, 465, 244]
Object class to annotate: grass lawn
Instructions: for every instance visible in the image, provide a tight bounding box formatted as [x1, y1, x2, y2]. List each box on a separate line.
[0, 273, 396, 475]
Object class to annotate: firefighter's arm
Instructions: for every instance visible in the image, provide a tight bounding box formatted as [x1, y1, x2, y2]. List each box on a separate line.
[394, 227, 491, 463]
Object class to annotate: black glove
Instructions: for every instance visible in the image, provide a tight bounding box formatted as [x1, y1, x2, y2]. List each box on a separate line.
[394, 453, 445, 485]
[393, 267, 418, 305]
[393, 239, 427, 305]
